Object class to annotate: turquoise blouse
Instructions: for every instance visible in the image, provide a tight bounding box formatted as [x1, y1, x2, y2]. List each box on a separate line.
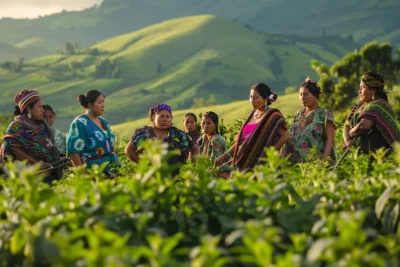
[66, 115, 119, 171]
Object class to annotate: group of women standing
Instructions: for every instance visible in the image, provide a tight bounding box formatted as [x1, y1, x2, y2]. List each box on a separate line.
[1, 71, 399, 182]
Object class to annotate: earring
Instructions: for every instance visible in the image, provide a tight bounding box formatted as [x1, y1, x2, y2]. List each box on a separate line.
[27, 111, 32, 119]
[88, 108, 93, 116]
[372, 94, 375, 100]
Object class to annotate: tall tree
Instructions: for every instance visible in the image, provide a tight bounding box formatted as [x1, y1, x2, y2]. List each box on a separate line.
[311, 42, 399, 111]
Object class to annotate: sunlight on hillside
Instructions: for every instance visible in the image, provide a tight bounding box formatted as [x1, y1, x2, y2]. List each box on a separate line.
[113, 93, 302, 138]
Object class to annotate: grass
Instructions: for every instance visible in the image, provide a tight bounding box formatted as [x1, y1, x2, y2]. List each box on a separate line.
[14, 37, 60, 52]
[0, 15, 355, 130]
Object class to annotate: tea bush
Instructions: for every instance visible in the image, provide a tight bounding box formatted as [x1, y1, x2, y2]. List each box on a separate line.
[0, 121, 399, 266]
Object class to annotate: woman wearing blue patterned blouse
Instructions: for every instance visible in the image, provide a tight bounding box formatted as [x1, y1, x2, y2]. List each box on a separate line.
[125, 104, 197, 175]
[66, 90, 119, 176]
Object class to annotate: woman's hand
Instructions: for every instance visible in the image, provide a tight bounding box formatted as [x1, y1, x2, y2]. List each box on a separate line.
[214, 153, 229, 167]
[349, 118, 374, 137]
[342, 140, 354, 150]
[125, 141, 139, 163]
[39, 161, 51, 170]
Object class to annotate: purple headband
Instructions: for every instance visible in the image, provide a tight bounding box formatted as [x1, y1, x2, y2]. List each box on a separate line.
[153, 103, 172, 113]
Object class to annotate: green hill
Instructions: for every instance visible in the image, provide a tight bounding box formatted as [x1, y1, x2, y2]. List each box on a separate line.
[0, 15, 356, 130]
[14, 37, 60, 52]
[113, 93, 302, 138]
[0, 41, 55, 62]
[0, 0, 399, 52]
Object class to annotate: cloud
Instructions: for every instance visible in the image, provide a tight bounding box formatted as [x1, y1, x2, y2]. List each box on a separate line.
[0, 0, 103, 18]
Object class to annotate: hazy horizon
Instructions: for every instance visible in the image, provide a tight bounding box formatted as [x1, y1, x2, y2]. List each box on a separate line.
[0, 0, 103, 19]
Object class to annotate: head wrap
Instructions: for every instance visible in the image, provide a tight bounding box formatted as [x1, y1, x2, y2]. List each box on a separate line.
[153, 104, 172, 113]
[14, 90, 41, 113]
[361, 74, 384, 88]
[305, 77, 321, 89]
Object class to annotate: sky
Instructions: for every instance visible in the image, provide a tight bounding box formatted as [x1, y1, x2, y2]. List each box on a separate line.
[0, 0, 104, 19]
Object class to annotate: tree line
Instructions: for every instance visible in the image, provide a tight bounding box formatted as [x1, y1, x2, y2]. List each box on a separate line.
[312, 42, 400, 112]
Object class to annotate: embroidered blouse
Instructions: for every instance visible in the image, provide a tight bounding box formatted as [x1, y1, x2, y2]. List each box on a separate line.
[66, 115, 119, 170]
[282, 107, 336, 164]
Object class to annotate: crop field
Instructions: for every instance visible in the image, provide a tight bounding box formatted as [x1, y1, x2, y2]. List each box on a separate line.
[0, 117, 399, 266]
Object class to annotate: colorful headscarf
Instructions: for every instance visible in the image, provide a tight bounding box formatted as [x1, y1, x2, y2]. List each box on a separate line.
[14, 90, 41, 113]
[361, 74, 384, 88]
[153, 104, 172, 113]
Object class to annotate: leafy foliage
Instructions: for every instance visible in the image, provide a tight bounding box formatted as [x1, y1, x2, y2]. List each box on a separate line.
[312, 42, 400, 111]
[1, 57, 24, 72]
[0, 121, 400, 266]
[93, 58, 121, 79]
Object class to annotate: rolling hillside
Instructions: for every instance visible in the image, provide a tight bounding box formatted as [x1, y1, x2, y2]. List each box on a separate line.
[113, 93, 302, 138]
[0, 0, 398, 54]
[0, 15, 356, 130]
[0, 41, 55, 62]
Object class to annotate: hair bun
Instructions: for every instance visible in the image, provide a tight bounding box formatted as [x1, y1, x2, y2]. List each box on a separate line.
[14, 105, 22, 116]
[78, 94, 88, 108]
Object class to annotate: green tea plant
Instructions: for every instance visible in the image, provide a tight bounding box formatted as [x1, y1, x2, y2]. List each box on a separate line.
[0, 121, 399, 266]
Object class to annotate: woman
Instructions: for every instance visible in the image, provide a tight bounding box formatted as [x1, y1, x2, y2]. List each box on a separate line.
[215, 83, 289, 172]
[343, 72, 400, 155]
[0, 90, 62, 182]
[198, 112, 229, 175]
[43, 105, 67, 157]
[183, 113, 201, 145]
[282, 78, 336, 164]
[66, 90, 119, 177]
[125, 104, 197, 175]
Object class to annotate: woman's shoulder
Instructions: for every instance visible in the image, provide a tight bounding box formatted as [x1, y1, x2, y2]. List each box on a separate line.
[133, 126, 152, 135]
[6, 120, 24, 134]
[211, 134, 226, 144]
[170, 126, 187, 136]
[53, 128, 64, 135]
[71, 115, 90, 125]
[213, 134, 226, 141]
[317, 107, 335, 118]
[267, 107, 285, 116]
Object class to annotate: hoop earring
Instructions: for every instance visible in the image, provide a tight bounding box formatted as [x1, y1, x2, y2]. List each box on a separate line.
[27, 111, 32, 119]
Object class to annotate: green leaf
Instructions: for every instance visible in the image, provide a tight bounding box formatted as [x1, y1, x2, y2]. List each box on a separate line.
[306, 238, 335, 262]
[161, 233, 184, 255]
[10, 227, 25, 254]
[376, 187, 394, 219]
[383, 203, 400, 235]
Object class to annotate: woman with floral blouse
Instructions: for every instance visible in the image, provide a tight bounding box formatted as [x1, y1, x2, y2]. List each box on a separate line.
[66, 90, 119, 176]
[282, 78, 336, 165]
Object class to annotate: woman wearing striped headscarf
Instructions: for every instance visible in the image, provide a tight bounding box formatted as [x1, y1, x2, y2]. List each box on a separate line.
[343, 72, 400, 155]
[0, 90, 63, 182]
